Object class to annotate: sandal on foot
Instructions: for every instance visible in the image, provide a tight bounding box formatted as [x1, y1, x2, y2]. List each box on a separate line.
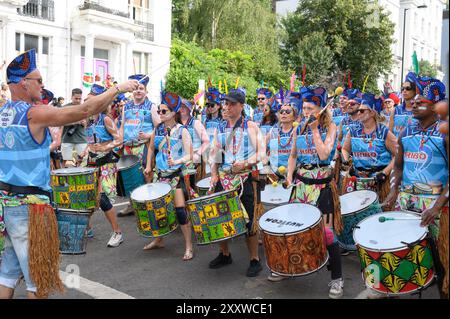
[182, 249, 194, 261]
[143, 241, 164, 250]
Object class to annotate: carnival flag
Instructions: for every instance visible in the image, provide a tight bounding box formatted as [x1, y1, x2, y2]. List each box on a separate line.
[412, 51, 420, 75]
[290, 72, 296, 92]
[224, 79, 228, 94]
[82, 72, 93, 88]
[198, 79, 205, 107]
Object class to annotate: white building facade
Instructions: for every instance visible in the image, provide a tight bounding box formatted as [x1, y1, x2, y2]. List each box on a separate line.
[0, 0, 172, 102]
[276, 0, 446, 91]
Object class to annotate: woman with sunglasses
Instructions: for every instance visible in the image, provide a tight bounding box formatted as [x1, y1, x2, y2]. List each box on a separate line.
[259, 98, 279, 137]
[286, 87, 344, 299]
[389, 72, 417, 137]
[143, 92, 194, 260]
[341, 94, 397, 203]
[253, 88, 272, 126]
[204, 87, 224, 141]
[180, 98, 210, 182]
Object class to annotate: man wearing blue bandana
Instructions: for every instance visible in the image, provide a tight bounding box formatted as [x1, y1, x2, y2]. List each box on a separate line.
[384, 76, 448, 299]
[253, 88, 272, 125]
[117, 74, 160, 217]
[0, 49, 139, 298]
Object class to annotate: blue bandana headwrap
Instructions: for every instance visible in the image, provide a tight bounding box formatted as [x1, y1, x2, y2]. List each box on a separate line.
[360, 93, 383, 113]
[113, 93, 127, 105]
[405, 72, 446, 102]
[285, 92, 302, 115]
[41, 89, 54, 104]
[300, 86, 327, 108]
[342, 88, 360, 99]
[128, 74, 149, 87]
[182, 98, 193, 111]
[256, 88, 273, 99]
[90, 84, 107, 96]
[7, 49, 38, 84]
[161, 91, 182, 113]
[268, 97, 280, 113]
[206, 87, 221, 105]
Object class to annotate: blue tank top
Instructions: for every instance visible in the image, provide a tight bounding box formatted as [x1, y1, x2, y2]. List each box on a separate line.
[252, 108, 264, 126]
[340, 114, 361, 143]
[295, 125, 335, 166]
[154, 123, 185, 173]
[122, 98, 154, 144]
[393, 102, 416, 137]
[85, 113, 113, 144]
[268, 126, 294, 172]
[218, 117, 256, 171]
[401, 121, 448, 189]
[260, 121, 276, 137]
[184, 117, 202, 150]
[0, 101, 51, 191]
[205, 116, 223, 142]
[350, 124, 392, 175]
[332, 108, 345, 126]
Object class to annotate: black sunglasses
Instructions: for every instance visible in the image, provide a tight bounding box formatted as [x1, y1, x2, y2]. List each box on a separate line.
[401, 86, 413, 91]
[206, 104, 216, 108]
[357, 109, 370, 114]
[348, 102, 360, 107]
[25, 77, 43, 84]
[257, 98, 266, 101]
[279, 109, 292, 115]
[157, 109, 171, 115]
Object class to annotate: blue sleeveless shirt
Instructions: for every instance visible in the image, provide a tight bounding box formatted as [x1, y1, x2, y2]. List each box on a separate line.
[401, 121, 448, 190]
[122, 98, 154, 144]
[204, 116, 223, 142]
[340, 114, 362, 143]
[85, 113, 113, 144]
[218, 117, 256, 171]
[295, 124, 335, 166]
[332, 108, 345, 126]
[154, 123, 185, 173]
[268, 125, 294, 172]
[350, 124, 392, 175]
[393, 102, 416, 137]
[184, 117, 202, 150]
[0, 101, 51, 191]
[252, 108, 264, 126]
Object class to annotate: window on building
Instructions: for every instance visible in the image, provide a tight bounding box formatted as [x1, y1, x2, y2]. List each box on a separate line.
[15, 33, 20, 51]
[24, 34, 39, 52]
[43, 37, 49, 55]
[16, 33, 49, 55]
[132, 51, 151, 75]
[81, 46, 109, 60]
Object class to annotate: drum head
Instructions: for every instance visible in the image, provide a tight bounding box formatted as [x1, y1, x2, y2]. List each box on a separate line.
[117, 155, 139, 171]
[130, 183, 172, 202]
[261, 185, 291, 205]
[196, 177, 211, 189]
[353, 211, 427, 251]
[259, 204, 321, 235]
[340, 190, 378, 216]
[51, 167, 96, 175]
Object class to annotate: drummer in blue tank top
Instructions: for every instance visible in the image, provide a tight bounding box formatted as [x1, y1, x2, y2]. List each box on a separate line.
[337, 88, 362, 144]
[253, 87, 272, 126]
[341, 93, 397, 202]
[80, 84, 125, 248]
[389, 72, 418, 137]
[179, 98, 210, 183]
[286, 86, 345, 299]
[384, 75, 448, 299]
[0, 49, 138, 299]
[143, 91, 194, 261]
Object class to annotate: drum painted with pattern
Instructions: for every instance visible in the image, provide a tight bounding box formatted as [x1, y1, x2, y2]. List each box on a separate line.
[353, 211, 434, 295]
[130, 183, 178, 238]
[186, 189, 247, 245]
[261, 184, 291, 212]
[56, 210, 91, 255]
[337, 190, 382, 251]
[196, 177, 211, 196]
[259, 204, 329, 277]
[117, 155, 145, 197]
[51, 167, 98, 212]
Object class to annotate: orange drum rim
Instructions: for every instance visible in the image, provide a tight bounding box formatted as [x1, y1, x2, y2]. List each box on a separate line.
[268, 252, 329, 277]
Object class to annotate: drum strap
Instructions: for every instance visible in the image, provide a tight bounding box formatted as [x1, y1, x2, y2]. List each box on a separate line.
[0, 181, 51, 198]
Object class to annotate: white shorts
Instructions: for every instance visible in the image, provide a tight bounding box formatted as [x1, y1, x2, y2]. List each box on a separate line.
[61, 143, 88, 161]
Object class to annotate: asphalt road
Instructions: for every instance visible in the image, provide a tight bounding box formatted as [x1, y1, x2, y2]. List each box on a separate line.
[11, 196, 440, 299]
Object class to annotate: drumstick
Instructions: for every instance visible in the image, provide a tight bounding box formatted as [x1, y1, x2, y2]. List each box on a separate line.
[378, 216, 421, 223]
[138, 75, 149, 84]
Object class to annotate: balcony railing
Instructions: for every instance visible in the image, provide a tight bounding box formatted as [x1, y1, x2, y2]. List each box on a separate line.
[79, 1, 130, 19]
[17, 0, 55, 22]
[135, 20, 154, 42]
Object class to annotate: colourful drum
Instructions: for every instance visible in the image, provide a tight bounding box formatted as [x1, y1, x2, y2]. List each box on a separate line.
[261, 184, 291, 212]
[51, 167, 98, 212]
[117, 155, 145, 197]
[186, 189, 247, 245]
[337, 190, 382, 251]
[56, 210, 91, 255]
[0, 234, 4, 258]
[259, 204, 329, 276]
[130, 183, 178, 238]
[353, 211, 434, 295]
[196, 177, 211, 196]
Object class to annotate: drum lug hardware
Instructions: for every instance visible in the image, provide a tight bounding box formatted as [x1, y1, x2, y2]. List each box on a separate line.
[400, 241, 416, 249]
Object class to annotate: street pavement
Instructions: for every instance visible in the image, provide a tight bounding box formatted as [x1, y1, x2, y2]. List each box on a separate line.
[12, 196, 440, 299]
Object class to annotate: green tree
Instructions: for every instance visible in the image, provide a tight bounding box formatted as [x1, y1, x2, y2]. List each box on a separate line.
[280, 0, 395, 92]
[415, 60, 439, 78]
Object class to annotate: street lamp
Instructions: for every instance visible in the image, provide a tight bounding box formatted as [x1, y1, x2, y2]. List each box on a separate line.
[401, 4, 427, 86]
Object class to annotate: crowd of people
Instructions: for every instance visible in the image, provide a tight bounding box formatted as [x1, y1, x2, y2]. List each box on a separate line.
[0, 48, 448, 300]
